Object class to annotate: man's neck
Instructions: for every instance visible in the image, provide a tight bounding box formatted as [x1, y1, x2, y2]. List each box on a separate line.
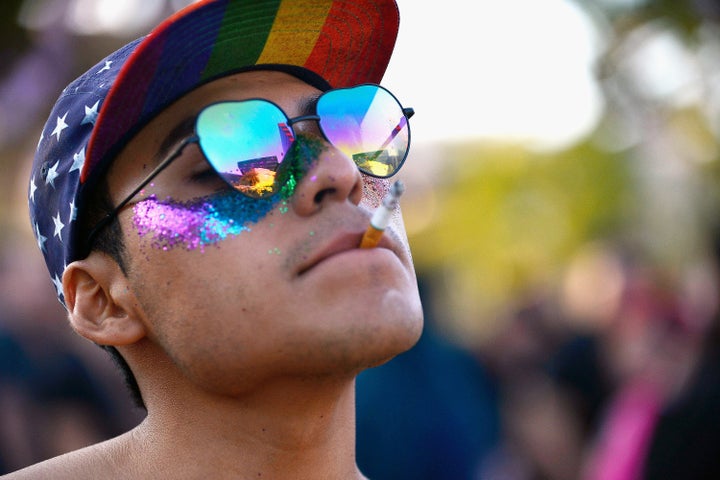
[5, 376, 369, 480]
[130, 375, 366, 479]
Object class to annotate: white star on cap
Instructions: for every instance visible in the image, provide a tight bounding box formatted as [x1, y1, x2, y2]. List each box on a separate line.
[70, 148, 85, 172]
[98, 60, 112, 74]
[45, 161, 60, 188]
[52, 274, 64, 298]
[35, 223, 47, 252]
[53, 212, 65, 239]
[69, 199, 77, 222]
[51, 112, 69, 141]
[29, 178, 37, 203]
[82, 101, 100, 125]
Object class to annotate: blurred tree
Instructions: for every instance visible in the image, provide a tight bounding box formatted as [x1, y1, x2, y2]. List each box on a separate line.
[580, 0, 720, 37]
[407, 140, 635, 342]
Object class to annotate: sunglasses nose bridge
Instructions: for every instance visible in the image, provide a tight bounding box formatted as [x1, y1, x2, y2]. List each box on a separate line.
[286, 114, 326, 143]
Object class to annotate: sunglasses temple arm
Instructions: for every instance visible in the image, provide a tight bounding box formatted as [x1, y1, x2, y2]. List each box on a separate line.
[85, 135, 199, 251]
[117, 135, 200, 212]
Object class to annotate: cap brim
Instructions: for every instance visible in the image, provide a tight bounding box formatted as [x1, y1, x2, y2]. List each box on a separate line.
[82, 0, 399, 186]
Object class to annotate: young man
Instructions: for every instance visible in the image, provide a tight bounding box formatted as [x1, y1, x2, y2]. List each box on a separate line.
[15, 0, 423, 478]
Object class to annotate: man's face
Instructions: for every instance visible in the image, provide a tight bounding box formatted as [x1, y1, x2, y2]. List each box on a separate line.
[107, 70, 423, 395]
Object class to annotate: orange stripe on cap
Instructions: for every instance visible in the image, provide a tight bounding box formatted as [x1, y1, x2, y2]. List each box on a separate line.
[256, 0, 333, 66]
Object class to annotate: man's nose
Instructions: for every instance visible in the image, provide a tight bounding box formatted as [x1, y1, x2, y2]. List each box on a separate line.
[289, 132, 363, 216]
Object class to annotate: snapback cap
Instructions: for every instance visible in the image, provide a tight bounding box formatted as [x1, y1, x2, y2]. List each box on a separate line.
[28, 0, 400, 304]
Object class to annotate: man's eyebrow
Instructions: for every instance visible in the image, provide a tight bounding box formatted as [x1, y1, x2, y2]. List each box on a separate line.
[298, 93, 321, 117]
[153, 116, 196, 165]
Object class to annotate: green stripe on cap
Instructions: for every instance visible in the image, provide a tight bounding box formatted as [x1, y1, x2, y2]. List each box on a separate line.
[202, 0, 282, 80]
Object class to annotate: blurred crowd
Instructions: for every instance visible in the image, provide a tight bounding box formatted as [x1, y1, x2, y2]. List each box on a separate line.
[0, 219, 144, 473]
[477, 238, 720, 480]
[357, 233, 720, 479]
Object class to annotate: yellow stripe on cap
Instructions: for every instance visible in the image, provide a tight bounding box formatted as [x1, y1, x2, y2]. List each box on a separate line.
[256, 0, 333, 66]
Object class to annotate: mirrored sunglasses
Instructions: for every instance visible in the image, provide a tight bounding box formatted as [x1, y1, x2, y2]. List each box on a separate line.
[85, 84, 413, 250]
[196, 83, 413, 197]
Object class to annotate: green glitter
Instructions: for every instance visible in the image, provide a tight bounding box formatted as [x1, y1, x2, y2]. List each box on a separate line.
[277, 133, 324, 199]
[281, 176, 297, 198]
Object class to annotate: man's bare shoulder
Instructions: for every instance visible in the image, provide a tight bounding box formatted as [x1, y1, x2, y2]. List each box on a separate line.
[2, 431, 141, 480]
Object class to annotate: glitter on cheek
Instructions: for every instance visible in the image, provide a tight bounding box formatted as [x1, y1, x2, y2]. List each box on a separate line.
[131, 134, 326, 252]
[132, 191, 280, 251]
[278, 200, 289, 214]
[361, 176, 390, 209]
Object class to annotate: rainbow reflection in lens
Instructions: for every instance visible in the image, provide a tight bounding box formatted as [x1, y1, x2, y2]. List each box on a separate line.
[317, 85, 409, 178]
[196, 100, 294, 198]
[194, 85, 411, 199]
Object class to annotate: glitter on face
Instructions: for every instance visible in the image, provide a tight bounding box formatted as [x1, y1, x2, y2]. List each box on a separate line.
[277, 133, 323, 199]
[133, 191, 280, 251]
[131, 133, 326, 251]
[361, 176, 391, 209]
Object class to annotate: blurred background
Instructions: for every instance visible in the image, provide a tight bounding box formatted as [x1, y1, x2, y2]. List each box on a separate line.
[1, 0, 720, 478]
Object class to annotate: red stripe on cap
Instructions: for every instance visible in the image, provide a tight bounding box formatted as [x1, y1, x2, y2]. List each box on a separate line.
[304, 0, 398, 87]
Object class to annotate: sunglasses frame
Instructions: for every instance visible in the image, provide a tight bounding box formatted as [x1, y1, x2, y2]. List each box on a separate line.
[84, 84, 414, 253]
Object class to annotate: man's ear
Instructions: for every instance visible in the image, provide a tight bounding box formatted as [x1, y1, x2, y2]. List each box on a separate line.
[62, 252, 146, 346]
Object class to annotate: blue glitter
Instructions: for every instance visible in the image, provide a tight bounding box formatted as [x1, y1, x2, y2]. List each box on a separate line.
[132, 133, 326, 251]
[133, 191, 280, 251]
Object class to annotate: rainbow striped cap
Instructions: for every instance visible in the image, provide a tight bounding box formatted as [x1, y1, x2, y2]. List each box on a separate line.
[29, 0, 400, 304]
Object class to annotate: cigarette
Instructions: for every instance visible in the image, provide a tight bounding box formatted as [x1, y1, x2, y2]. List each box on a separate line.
[359, 180, 405, 249]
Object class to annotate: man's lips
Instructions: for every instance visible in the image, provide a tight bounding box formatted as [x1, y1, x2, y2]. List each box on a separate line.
[296, 230, 396, 277]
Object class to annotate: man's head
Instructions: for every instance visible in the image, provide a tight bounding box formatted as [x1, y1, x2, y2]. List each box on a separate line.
[28, 0, 423, 405]
[30, 0, 402, 300]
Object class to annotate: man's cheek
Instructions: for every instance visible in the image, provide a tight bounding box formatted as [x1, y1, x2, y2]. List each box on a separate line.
[132, 191, 280, 252]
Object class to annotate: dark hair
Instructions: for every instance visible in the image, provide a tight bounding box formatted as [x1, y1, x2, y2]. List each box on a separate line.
[82, 178, 146, 410]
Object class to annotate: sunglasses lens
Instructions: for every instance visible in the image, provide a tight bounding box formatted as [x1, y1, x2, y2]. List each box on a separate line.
[196, 101, 293, 197]
[317, 85, 410, 178]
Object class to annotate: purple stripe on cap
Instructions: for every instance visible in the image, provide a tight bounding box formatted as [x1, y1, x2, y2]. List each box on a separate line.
[140, 5, 226, 119]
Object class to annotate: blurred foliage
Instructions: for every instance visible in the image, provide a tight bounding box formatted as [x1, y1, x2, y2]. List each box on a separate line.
[579, 0, 720, 38]
[0, 0, 27, 60]
[407, 140, 635, 335]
